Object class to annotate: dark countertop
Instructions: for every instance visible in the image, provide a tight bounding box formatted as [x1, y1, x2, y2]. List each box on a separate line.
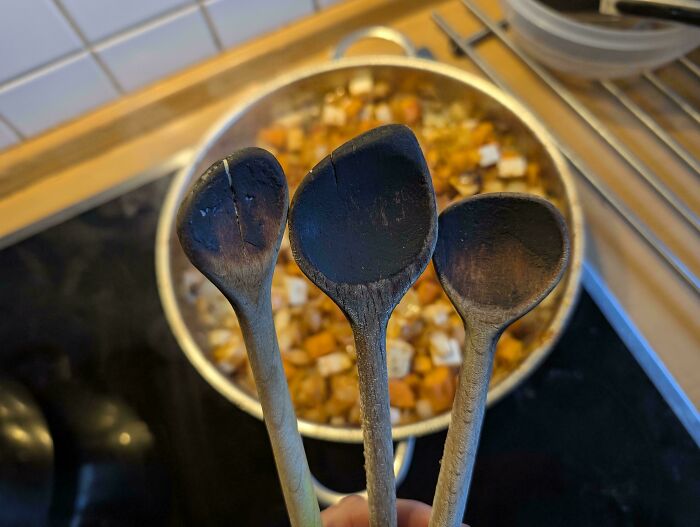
[0, 177, 698, 526]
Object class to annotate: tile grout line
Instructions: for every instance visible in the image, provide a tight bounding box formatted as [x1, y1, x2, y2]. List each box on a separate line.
[196, 0, 224, 52]
[0, 113, 25, 141]
[51, 0, 126, 94]
[0, 49, 86, 90]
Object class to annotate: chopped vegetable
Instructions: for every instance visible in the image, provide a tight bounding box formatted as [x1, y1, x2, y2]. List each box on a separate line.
[186, 77, 556, 426]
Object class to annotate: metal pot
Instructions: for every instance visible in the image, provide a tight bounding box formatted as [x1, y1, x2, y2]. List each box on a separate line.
[155, 27, 584, 504]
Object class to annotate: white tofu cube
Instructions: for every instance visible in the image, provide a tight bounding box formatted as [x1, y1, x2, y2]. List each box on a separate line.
[349, 72, 374, 96]
[207, 328, 232, 347]
[285, 276, 308, 307]
[317, 352, 352, 377]
[478, 143, 500, 167]
[423, 304, 452, 327]
[322, 104, 347, 126]
[497, 156, 527, 178]
[390, 407, 401, 425]
[386, 339, 415, 379]
[429, 332, 463, 367]
[375, 103, 393, 123]
[416, 399, 434, 419]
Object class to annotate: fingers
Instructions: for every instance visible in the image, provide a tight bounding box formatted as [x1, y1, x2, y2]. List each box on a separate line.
[321, 495, 369, 527]
[396, 499, 432, 527]
[320, 495, 468, 527]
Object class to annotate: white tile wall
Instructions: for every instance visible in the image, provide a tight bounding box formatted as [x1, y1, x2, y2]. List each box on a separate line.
[0, 53, 118, 137]
[0, 120, 20, 150]
[95, 6, 217, 92]
[204, 0, 314, 49]
[0, 0, 347, 149]
[60, 0, 194, 42]
[0, 0, 81, 83]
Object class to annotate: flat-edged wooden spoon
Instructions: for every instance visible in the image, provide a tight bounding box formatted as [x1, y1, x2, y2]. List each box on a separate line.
[176, 148, 321, 527]
[429, 193, 570, 527]
[288, 124, 438, 527]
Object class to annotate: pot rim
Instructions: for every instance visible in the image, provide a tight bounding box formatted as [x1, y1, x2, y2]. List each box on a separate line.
[155, 55, 584, 443]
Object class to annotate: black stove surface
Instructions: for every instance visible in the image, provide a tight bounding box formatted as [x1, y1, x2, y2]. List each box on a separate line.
[0, 177, 698, 526]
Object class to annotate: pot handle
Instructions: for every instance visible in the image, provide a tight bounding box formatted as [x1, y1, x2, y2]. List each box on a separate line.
[311, 436, 416, 507]
[333, 26, 418, 59]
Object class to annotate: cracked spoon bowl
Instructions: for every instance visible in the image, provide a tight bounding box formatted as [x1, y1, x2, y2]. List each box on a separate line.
[177, 148, 321, 527]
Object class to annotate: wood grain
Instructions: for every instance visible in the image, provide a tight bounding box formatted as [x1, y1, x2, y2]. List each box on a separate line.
[177, 150, 321, 527]
[289, 125, 438, 527]
[429, 194, 569, 527]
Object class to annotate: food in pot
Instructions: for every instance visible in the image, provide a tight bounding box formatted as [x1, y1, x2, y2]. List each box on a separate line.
[182, 72, 559, 426]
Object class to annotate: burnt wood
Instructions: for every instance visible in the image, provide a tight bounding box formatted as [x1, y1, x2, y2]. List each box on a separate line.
[429, 193, 570, 527]
[288, 125, 438, 527]
[176, 148, 321, 527]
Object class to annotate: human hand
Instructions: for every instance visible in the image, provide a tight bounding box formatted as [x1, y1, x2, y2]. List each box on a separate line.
[320, 495, 468, 527]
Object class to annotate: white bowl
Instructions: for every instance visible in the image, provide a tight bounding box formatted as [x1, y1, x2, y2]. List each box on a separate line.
[501, 0, 700, 78]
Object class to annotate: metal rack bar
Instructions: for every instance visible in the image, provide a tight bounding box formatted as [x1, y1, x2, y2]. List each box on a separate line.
[601, 80, 700, 175]
[680, 57, 700, 79]
[644, 72, 700, 127]
[431, 12, 700, 298]
[459, 0, 700, 234]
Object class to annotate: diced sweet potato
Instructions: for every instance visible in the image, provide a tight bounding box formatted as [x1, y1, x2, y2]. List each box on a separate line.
[348, 404, 362, 425]
[497, 332, 525, 366]
[304, 331, 337, 359]
[282, 358, 298, 380]
[258, 126, 287, 149]
[413, 354, 433, 374]
[294, 372, 328, 408]
[389, 379, 416, 409]
[420, 366, 456, 413]
[471, 122, 494, 145]
[417, 280, 442, 305]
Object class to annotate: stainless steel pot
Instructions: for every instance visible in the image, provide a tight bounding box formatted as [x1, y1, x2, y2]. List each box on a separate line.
[155, 27, 584, 504]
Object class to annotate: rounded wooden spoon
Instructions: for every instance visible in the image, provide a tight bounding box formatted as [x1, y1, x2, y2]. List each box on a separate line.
[177, 148, 321, 527]
[429, 193, 570, 527]
[288, 125, 438, 527]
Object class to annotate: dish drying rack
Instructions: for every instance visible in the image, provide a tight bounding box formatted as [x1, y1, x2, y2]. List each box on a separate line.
[432, 0, 699, 441]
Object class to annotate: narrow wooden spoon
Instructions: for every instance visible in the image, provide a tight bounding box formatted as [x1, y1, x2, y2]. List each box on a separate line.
[429, 193, 570, 527]
[176, 148, 321, 527]
[288, 125, 438, 527]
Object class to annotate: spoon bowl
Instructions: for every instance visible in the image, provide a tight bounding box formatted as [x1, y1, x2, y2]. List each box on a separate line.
[290, 124, 438, 311]
[434, 193, 570, 324]
[289, 124, 438, 527]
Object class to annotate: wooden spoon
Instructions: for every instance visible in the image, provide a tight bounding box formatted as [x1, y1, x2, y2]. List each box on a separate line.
[429, 193, 570, 527]
[288, 125, 438, 527]
[176, 148, 321, 527]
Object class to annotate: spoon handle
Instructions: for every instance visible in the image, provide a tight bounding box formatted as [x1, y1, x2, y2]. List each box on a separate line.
[429, 325, 498, 527]
[351, 318, 397, 527]
[237, 294, 322, 527]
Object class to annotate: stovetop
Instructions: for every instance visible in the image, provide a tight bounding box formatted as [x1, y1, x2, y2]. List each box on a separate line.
[0, 176, 698, 526]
